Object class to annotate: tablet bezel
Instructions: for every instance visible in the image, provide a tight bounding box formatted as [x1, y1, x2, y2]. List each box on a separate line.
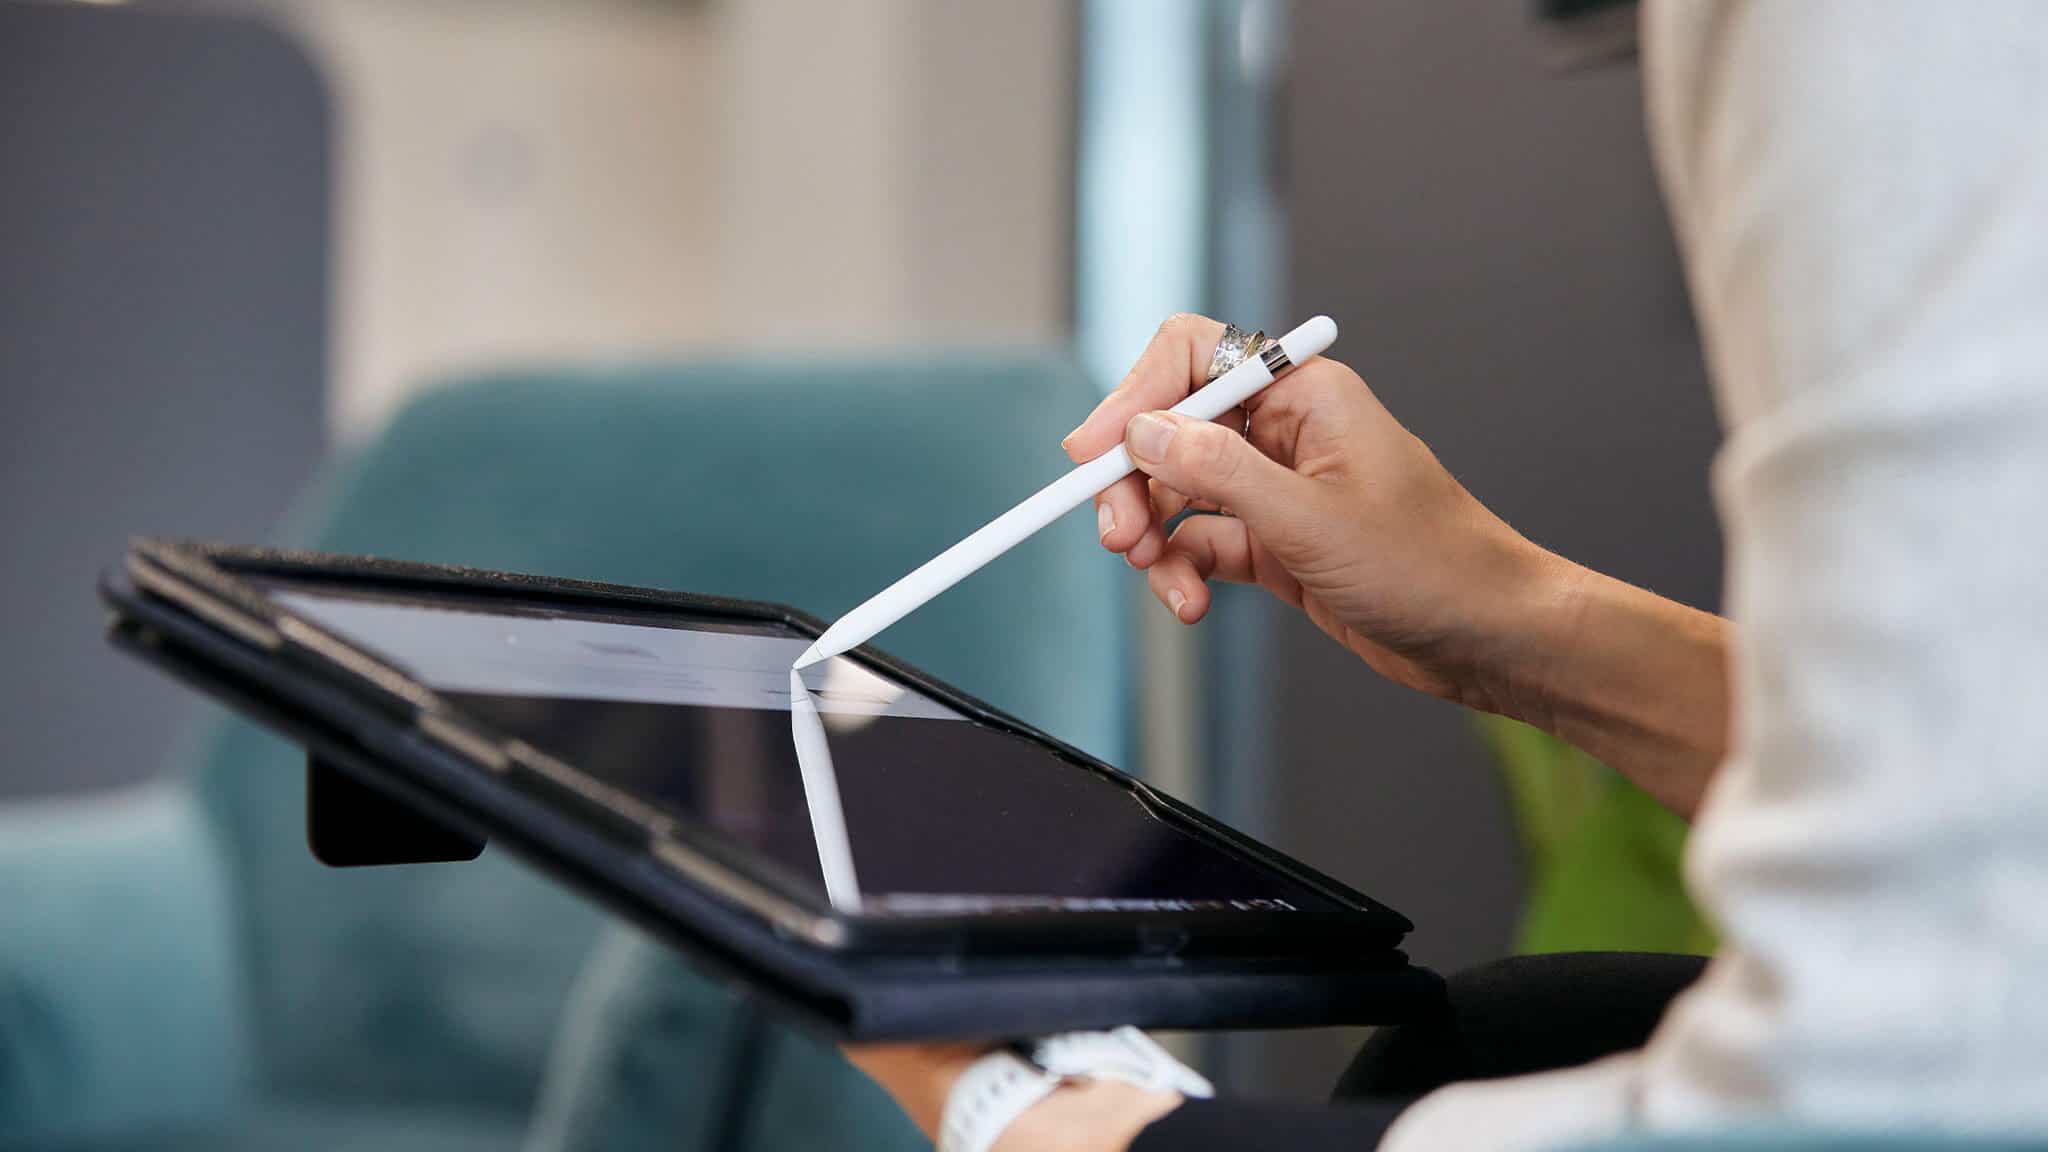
[110, 538, 1412, 961]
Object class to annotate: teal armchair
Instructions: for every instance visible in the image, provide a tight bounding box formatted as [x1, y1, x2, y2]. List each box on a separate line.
[0, 354, 1123, 1150]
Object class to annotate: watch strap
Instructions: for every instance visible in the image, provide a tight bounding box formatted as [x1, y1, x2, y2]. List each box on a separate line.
[1032, 1027, 1215, 1098]
[937, 1029, 1214, 1152]
[939, 1050, 1061, 1152]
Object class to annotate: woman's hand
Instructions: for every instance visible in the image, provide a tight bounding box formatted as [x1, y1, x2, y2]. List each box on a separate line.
[1068, 314, 1732, 816]
[846, 1045, 1183, 1152]
[1066, 314, 1563, 710]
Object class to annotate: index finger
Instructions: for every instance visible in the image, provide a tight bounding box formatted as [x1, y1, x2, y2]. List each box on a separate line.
[1062, 313, 1225, 463]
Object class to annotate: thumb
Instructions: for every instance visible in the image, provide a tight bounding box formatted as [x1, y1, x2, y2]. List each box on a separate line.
[1123, 411, 1317, 533]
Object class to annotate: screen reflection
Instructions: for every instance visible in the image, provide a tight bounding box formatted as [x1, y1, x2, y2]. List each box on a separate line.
[263, 584, 1340, 916]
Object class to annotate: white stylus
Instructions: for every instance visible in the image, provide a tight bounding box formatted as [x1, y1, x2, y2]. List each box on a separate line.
[787, 669, 861, 911]
[793, 315, 1338, 670]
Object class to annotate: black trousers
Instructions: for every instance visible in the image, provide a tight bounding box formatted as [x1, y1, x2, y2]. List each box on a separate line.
[1131, 952, 1709, 1151]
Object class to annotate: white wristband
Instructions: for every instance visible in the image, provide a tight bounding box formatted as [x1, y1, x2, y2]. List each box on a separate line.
[937, 1029, 1214, 1152]
[939, 1050, 1061, 1152]
[1032, 1027, 1215, 1098]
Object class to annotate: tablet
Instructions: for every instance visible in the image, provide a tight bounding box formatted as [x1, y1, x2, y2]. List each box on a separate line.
[102, 540, 1437, 1039]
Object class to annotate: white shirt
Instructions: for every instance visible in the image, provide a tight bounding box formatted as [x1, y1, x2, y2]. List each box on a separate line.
[1385, 3, 2048, 1147]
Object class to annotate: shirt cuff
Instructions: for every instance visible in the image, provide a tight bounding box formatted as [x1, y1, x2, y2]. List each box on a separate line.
[1377, 1051, 1641, 1152]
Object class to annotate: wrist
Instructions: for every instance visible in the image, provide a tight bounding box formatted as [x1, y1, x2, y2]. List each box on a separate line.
[1455, 546, 1731, 818]
[939, 1030, 1210, 1152]
[1436, 534, 1589, 733]
[998, 1081, 1184, 1152]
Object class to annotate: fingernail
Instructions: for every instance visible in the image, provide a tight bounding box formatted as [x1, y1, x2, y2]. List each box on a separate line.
[1126, 412, 1175, 462]
[1061, 425, 1082, 449]
[1167, 589, 1189, 620]
[1097, 503, 1115, 540]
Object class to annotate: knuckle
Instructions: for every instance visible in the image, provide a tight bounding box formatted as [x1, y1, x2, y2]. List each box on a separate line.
[1305, 358, 1370, 405]
[1157, 313, 1218, 355]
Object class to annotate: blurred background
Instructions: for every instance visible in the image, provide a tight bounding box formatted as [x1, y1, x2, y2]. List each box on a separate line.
[1, 0, 1721, 1147]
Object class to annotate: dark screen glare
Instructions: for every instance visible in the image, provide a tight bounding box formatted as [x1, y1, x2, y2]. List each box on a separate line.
[267, 585, 1336, 916]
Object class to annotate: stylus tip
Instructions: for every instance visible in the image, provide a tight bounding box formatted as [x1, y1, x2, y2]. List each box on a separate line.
[793, 643, 826, 670]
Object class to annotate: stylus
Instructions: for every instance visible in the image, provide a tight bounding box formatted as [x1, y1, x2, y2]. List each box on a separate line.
[788, 670, 862, 910]
[794, 315, 1339, 669]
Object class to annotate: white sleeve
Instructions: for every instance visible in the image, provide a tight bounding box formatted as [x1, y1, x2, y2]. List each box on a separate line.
[1385, 3, 2048, 1146]
[1639, 0, 2048, 1130]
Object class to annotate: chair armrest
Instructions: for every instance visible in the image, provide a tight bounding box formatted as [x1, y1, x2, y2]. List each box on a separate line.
[0, 784, 248, 1145]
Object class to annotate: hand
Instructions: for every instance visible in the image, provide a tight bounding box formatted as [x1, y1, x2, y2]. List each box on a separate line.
[1065, 314, 1564, 708]
[846, 1044, 1183, 1152]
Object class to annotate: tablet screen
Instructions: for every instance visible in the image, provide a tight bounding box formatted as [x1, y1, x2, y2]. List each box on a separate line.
[263, 582, 1341, 918]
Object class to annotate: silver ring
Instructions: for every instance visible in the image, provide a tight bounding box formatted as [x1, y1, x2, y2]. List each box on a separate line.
[1205, 324, 1266, 384]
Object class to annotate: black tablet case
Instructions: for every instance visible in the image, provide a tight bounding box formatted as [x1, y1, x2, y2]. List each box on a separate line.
[103, 545, 1444, 1040]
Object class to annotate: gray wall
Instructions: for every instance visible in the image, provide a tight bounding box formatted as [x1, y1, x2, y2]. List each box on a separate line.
[1, 2, 329, 797]
[1221, 0, 1723, 1096]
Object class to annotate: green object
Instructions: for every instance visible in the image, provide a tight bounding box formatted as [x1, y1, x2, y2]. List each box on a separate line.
[1477, 713, 1715, 956]
[0, 354, 1122, 1151]
[1477, 726, 2037, 1147]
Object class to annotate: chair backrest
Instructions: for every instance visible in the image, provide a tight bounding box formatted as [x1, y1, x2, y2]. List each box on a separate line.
[194, 355, 1124, 1113]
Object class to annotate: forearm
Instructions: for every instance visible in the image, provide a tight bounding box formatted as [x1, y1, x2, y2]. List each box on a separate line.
[848, 1050, 1183, 1152]
[1464, 549, 1731, 820]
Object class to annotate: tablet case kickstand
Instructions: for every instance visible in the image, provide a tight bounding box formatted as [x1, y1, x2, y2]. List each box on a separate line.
[308, 755, 487, 866]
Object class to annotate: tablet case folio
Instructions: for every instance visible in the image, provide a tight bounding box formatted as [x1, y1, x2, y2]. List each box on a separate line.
[104, 548, 1444, 1040]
